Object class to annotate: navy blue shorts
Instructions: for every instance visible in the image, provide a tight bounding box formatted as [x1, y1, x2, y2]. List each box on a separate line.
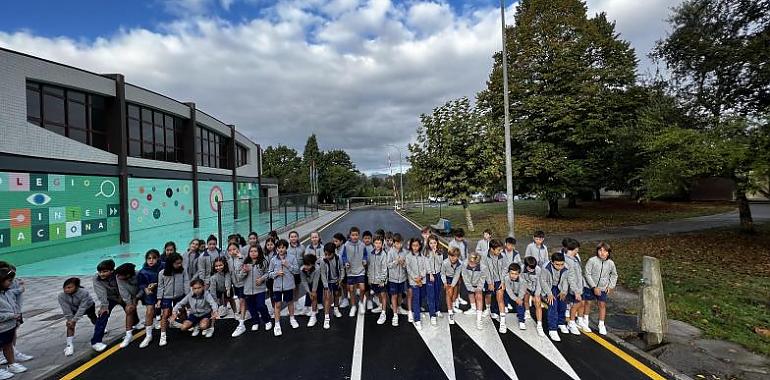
[272, 290, 294, 303]
[159, 296, 184, 310]
[388, 281, 406, 295]
[233, 286, 245, 298]
[483, 281, 502, 295]
[527, 289, 537, 297]
[0, 327, 16, 346]
[187, 313, 211, 325]
[445, 276, 454, 286]
[566, 293, 581, 304]
[347, 275, 365, 285]
[141, 294, 158, 306]
[370, 284, 386, 294]
[324, 282, 340, 294]
[582, 287, 608, 302]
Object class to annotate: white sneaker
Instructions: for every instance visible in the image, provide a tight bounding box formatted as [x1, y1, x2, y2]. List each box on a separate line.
[339, 297, 350, 308]
[13, 352, 32, 363]
[304, 309, 315, 317]
[448, 313, 456, 325]
[598, 323, 607, 335]
[153, 319, 160, 330]
[334, 307, 342, 318]
[407, 313, 414, 323]
[536, 324, 545, 337]
[366, 299, 373, 310]
[398, 307, 409, 315]
[358, 302, 365, 315]
[580, 318, 592, 333]
[349, 306, 357, 317]
[169, 320, 183, 329]
[159, 334, 167, 347]
[568, 321, 581, 335]
[414, 321, 422, 330]
[437, 311, 442, 318]
[464, 308, 476, 315]
[377, 312, 387, 325]
[139, 335, 152, 348]
[265, 321, 273, 331]
[6, 363, 25, 374]
[558, 324, 569, 334]
[524, 310, 531, 320]
[0, 369, 13, 380]
[519, 322, 527, 330]
[392, 316, 399, 327]
[372, 306, 383, 313]
[64, 344, 74, 357]
[133, 322, 145, 330]
[430, 317, 437, 326]
[491, 313, 499, 321]
[251, 324, 260, 331]
[308, 315, 318, 327]
[92, 343, 107, 352]
[232, 324, 246, 337]
[204, 327, 214, 338]
[0, 357, 5, 365]
[273, 324, 283, 336]
[482, 309, 490, 318]
[323, 317, 330, 329]
[565, 307, 570, 318]
[290, 317, 299, 329]
[549, 330, 561, 342]
[499, 320, 507, 334]
[507, 304, 514, 312]
[476, 318, 484, 330]
[458, 297, 468, 305]
[191, 327, 200, 336]
[119, 334, 132, 348]
[452, 306, 462, 313]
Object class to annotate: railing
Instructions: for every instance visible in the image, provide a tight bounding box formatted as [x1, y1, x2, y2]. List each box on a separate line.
[217, 193, 318, 243]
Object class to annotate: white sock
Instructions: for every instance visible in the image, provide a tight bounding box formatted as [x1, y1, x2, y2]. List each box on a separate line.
[145, 326, 152, 337]
[125, 331, 133, 338]
[598, 320, 605, 327]
[66, 336, 74, 345]
[160, 331, 167, 338]
[500, 313, 506, 322]
[537, 321, 543, 326]
[238, 319, 244, 327]
[583, 315, 590, 325]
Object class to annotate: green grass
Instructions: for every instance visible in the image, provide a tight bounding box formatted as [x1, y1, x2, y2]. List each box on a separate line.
[609, 224, 770, 356]
[404, 198, 736, 239]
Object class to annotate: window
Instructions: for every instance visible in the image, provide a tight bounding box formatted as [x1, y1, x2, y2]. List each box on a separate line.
[126, 103, 186, 163]
[196, 125, 231, 169]
[236, 144, 248, 167]
[26, 81, 109, 150]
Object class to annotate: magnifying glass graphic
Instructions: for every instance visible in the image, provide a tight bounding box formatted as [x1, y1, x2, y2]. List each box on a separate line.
[95, 180, 117, 198]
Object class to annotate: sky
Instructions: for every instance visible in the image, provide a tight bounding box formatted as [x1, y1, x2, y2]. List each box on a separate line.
[0, 0, 680, 174]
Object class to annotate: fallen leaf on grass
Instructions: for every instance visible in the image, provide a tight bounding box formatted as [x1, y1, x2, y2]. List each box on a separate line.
[754, 326, 770, 338]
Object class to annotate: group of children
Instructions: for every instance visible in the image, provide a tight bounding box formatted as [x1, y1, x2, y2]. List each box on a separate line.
[57, 227, 619, 359]
[0, 261, 34, 379]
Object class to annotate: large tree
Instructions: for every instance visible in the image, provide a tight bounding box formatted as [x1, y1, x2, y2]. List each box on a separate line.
[262, 145, 308, 194]
[477, 0, 637, 217]
[652, 0, 770, 232]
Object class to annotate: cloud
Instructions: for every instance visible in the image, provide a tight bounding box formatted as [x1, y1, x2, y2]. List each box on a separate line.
[0, 0, 680, 173]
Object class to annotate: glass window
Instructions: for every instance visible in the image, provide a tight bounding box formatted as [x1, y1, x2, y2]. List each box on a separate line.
[91, 96, 108, 132]
[68, 127, 88, 144]
[143, 142, 154, 159]
[142, 120, 153, 144]
[67, 100, 86, 129]
[92, 132, 108, 150]
[128, 118, 140, 140]
[45, 124, 66, 136]
[128, 104, 140, 119]
[67, 91, 86, 103]
[26, 85, 41, 124]
[43, 91, 65, 125]
[129, 139, 141, 157]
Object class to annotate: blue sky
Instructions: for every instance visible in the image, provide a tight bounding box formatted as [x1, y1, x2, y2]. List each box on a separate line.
[0, 0, 676, 173]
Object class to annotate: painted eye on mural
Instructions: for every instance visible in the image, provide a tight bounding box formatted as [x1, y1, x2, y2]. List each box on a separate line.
[26, 193, 52, 206]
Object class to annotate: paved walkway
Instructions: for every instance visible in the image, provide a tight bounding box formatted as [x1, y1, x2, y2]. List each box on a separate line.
[12, 210, 346, 380]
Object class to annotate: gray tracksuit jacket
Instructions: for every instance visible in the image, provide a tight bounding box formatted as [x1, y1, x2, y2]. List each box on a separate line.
[425, 249, 443, 275]
[521, 266, 541, 295]
[157, 272, 187, 300]
[226, 255, 245, 288]
[341, 240, 368, 277]
[173, 291, 218, 317]
[564, 253, 586, 295]
[367, 248, 388, 286]
[93, 274, 121, 307]
[448, 239, 469, 260]
[505, 249, 522, 266]
[584, 256, 618, 291]
[525, 242, 549, 268]
[305, 243, 324, 260]
[386, 247, 408, 284]
[440, 258, 462, 286]
[405, 252, 427, 287]
[269, 254, 299, 291]
[183, 249, 199, 282]
[300, 267, 321, 295]
[0, 289, 21, 333]
[483, 252, 511, 286]
[240, 261, 269, 295]
[195, 250, 222, 286]
[461, 263, 487, 292]
[117, 276, 139, 305]
[209, 272, 232, 296]
[320, 255, 342, 288]
[538, 263, 569, 297]
[475, 239, 490, 255]
[58, 288, 95, 321]
[504, 276, 526, 302]
[288, 243, 305, 274]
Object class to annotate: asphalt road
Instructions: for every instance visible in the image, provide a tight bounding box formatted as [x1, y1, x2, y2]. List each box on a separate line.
[51, 209, 671, 380]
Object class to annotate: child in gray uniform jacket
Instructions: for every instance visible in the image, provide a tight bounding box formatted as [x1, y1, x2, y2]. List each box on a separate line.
[520, 256, 545, 337]
[583, 242, 618, 336]
[240, 245, 272, 333]
[320, 242, 343, 329]
[225, 242, 247, 337]
[0, 268, 24, 375]
[269, 239, 299, 337]
[539, 252, 570, 342]
[114, 263, 141, 349]
[561, 238, 587, 335]
[386, 234, 408, 327]
[341, 227, 368, 317]
[367, 236, 389, 325]
[300, 255, 321, 327]
[156, 253, 187, 347]
[441, 248, 463, 324]
[59, 277, 96, 357]
[461, 254, 487, 330]
[405, 238, 428, 328]
[173, 279, 219, 340]
[502, 263, 527, 333]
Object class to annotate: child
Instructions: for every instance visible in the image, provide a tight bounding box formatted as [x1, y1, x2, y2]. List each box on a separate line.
[172, 279, 219, 338]
[241, 232, 260, 256]
[525, 231, 549, 268]
[384, 231, 394, 251]
[58, 278, 97, 356]
[115, 263, 141, 348]
[0, 268, 25, 376]
[196, 235, 223, 289]
[441, 248, 462, 324]
[162, 241, 178, 263]
[448, 228, 470, 308]
[240, 245, 272, 333]
[562, 238, 585, 335]
[156, 253, 187, 347]
[387, 233, 408, 327]
[483, 239, 510, 330]
[504, 237, 521, 266]
[0, 262, 31, 366]
[367, 235, 389, 325]
[90, 260, 127, 352]
[341, 227, 368, 317]
[362, 230, 375, 311]
[269, 239, 299, 336]
[184, 239, 200, 282]
[287, 231, 305, 313]
[332, 233, 349, 309]
[225, 243, 246, 337]
[420, 227, 431, 254]
[425, 235, 444, 322]
[299, 255, 321, 327]
[320, 242, 343, 329]
[583, 242, 618, 336]
[406, 238, 428, 330]
[521, 256, 545, 337]
[210, 257, 231, 318]
[305, 232, 323, 258]
[137, 249, 163, 348]
[475, 229, 493, 255]
[461, 254, 486, 330]
[264, 237, 277, 305]
[502, 263, 527, 332]
[539, 252, 569, 342]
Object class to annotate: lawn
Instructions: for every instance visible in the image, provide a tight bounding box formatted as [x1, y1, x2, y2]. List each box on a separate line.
[609, 224, 770, 356]
[404, 199, 736, 239]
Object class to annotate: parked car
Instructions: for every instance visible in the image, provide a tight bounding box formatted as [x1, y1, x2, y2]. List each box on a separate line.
[471, 192, 491, 203]
[428, 195, 446, 203]
[493, 192, 507, 202]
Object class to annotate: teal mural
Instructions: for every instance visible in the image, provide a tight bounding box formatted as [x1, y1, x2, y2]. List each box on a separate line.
[127, 178, 194, 231]
[198, 181, 233, 221]
[0, 172, 120, 256]
[237, 181, 260, 216]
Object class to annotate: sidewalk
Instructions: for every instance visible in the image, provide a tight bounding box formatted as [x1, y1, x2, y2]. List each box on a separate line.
[12, 209, 346, 380]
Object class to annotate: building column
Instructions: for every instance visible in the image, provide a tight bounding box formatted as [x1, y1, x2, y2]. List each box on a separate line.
[229, 125, 238, 220]
[185, 103, 200, 228]
[104, 74, 129, 244]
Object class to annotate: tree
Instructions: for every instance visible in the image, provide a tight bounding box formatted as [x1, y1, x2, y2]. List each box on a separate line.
[261, 145, 308, 194]
[653, 0, 770, 232]
[316, 149, 362, 203]
[476, 0, 637, 217]
[410, 97, 484, 231]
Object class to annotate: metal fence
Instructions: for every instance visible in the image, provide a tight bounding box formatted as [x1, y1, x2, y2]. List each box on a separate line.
[217, 193, 318, 243]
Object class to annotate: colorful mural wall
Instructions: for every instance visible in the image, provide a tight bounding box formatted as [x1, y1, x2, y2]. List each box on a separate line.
[198, 181, 233, 221]
[0, 172, 120, 254]
[127, 178, 194, 231]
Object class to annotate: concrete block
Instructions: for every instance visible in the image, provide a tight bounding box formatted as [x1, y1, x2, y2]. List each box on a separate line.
[639, 255, 668, 346]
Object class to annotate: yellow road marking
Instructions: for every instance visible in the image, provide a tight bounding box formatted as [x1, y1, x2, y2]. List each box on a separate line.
[60, 330, 146, 380]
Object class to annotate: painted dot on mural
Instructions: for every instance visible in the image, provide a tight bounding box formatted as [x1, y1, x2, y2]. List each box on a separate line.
[137, 216, 143, 223]
[166, 188, 173, 198]
[147, 194, 152, 201]
[209, 185, 224, 212]
[181, 204, 185, 210]
[15, 214, 26, 223]
[188, 209, 192, 215]
[174, 200, 179, 206]
[183, 185, 190, 194]
[176, 188, 180, 193]
[161, 202, 166, 207]
[139, 187, 145, 194]
[130, 199, 140, 210]
[153, 209, 161, 219]
[152, 186, 156, 192]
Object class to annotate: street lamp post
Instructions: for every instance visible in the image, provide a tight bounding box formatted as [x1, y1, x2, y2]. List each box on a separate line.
[501, 0, 515, 238]
[386, 144, 404, 210]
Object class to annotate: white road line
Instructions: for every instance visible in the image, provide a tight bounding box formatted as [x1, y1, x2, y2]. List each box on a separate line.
[414, 315, 456, 380]
[454, 313, 518, 379]
[508, 320, 581, 380]
[350, 312, 365, 380]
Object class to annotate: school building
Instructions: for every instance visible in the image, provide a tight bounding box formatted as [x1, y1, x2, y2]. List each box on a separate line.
[0, 47, 281, 267]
